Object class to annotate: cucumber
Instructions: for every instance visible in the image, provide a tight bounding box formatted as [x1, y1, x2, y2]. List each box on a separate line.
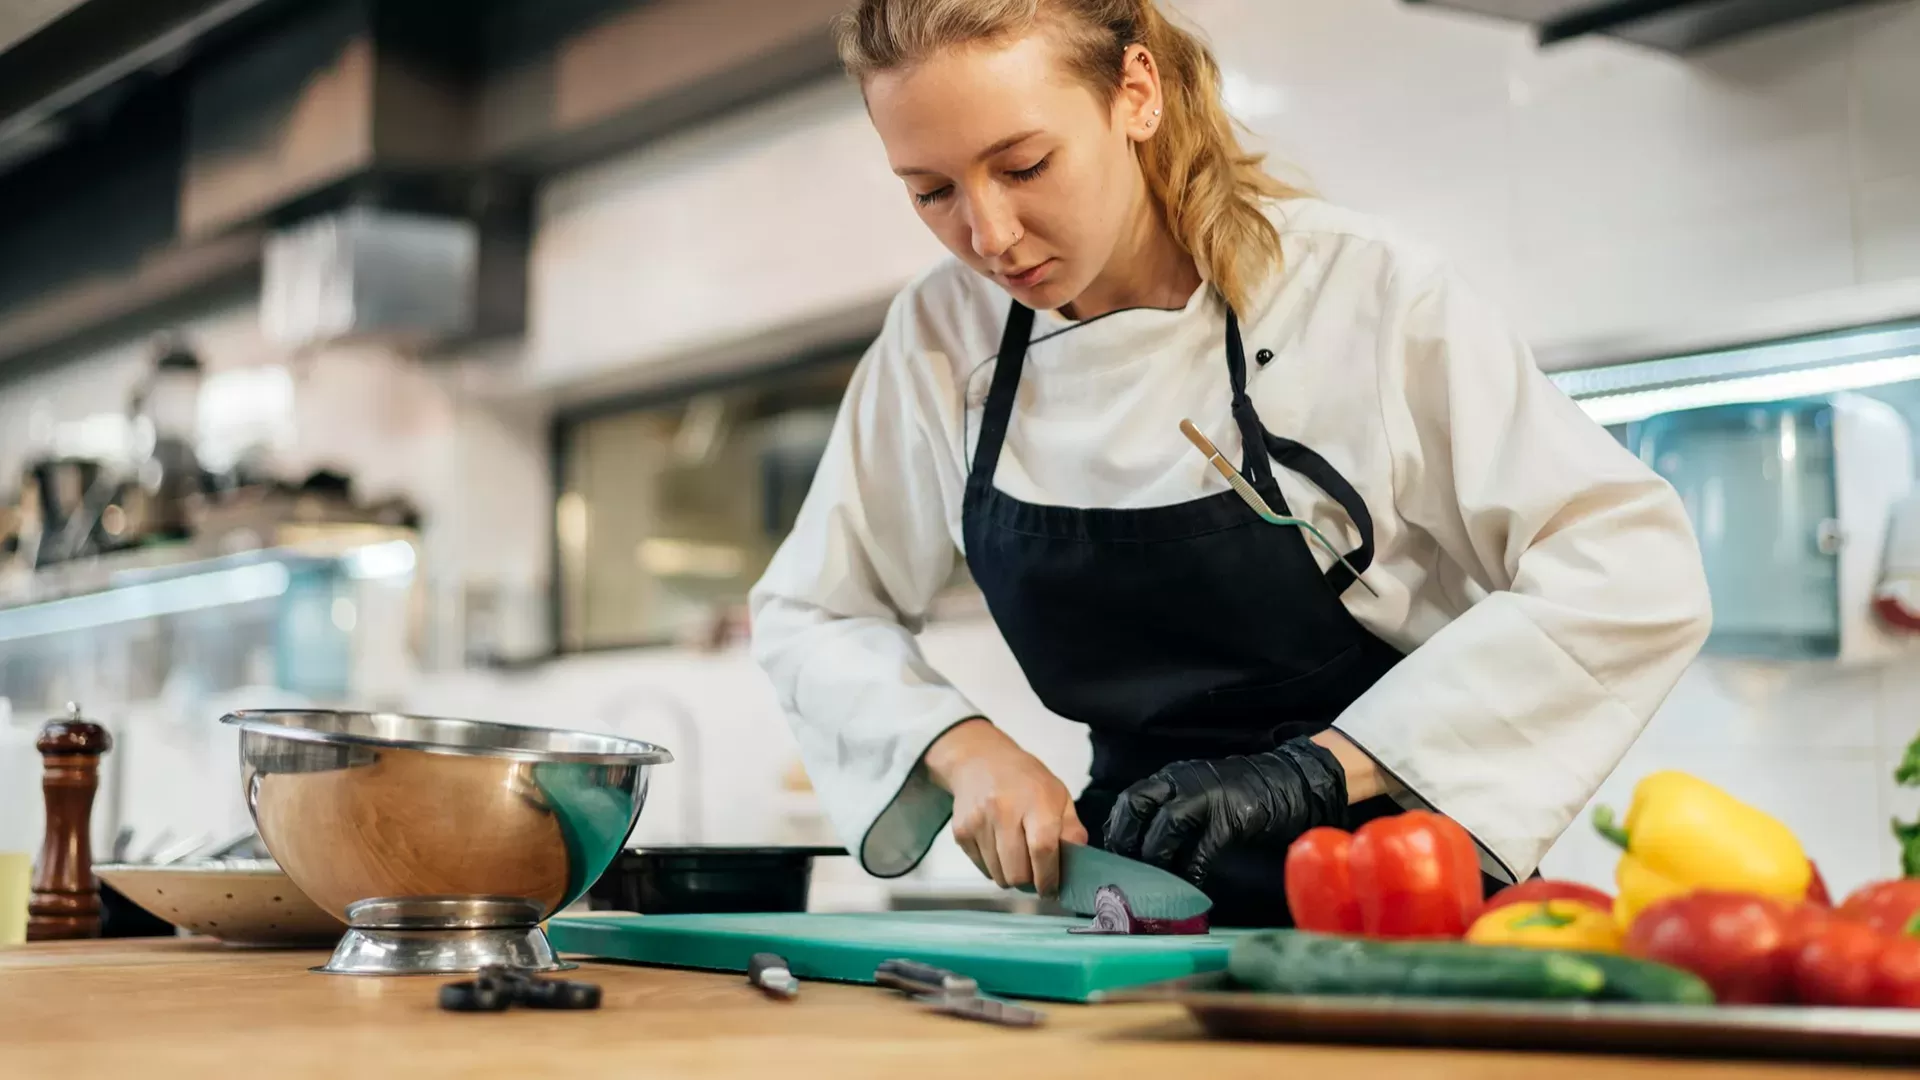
[1227, 931, 1606, 1001]
[1575, 951, 1716, 1005]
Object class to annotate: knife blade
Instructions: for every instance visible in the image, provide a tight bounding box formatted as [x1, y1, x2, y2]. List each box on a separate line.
[919, 992, 1046, 1028]
[1021, 842, 1212, 921]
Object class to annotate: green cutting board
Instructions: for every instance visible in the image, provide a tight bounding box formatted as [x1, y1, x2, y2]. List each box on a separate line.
[547, 910, 1257, 1003]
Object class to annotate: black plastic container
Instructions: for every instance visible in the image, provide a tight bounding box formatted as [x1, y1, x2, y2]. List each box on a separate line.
[585, 846, 847, 915]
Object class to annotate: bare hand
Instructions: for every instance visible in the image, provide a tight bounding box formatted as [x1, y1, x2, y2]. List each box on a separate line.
[924, 719, 1087, 896]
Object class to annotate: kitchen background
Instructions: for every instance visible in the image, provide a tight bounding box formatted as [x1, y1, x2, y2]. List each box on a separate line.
[2, 0, 1919, 912]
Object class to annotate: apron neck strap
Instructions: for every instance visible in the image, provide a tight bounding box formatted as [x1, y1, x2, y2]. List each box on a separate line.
[971, 300, 1036, 484]
[1224, 308, 1272, 486]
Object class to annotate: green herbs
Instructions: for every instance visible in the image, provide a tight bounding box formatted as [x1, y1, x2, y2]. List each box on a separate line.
[1896, 733, 1920, 878]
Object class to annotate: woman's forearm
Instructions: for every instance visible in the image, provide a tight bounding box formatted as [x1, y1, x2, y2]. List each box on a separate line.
[1312, 729, 1386, 803]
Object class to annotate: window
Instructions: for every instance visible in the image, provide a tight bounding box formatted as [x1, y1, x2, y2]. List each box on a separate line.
[553, 351, 977, 652]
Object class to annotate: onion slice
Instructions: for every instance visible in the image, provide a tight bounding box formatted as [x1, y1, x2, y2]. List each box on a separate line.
[1067, 885, 1210, 936]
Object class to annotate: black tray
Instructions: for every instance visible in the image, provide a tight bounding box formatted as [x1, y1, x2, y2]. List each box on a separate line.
[1097, 972, 1920, 1064]
[586, 845, 847, 916]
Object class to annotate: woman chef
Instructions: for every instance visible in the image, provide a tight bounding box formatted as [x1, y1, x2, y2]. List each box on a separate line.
[749, 0, 1713, 926]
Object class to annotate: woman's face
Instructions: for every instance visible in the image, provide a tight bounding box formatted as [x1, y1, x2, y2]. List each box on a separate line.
[864, 31, 1159, 312]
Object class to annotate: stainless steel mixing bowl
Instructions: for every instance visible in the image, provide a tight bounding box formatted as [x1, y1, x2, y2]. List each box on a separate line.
[223, 709, 671, 975]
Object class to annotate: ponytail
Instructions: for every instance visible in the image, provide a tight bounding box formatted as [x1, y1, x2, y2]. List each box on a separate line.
[835, 0, 1303, 313]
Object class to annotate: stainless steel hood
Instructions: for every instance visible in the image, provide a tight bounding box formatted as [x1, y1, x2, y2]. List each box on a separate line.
[1403, 0, 1892, 51]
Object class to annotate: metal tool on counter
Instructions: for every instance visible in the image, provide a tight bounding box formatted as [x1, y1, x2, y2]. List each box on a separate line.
[875, 959, 1045, 1028]
[1178, 418, 1379, 597]
[439, 965, 603, 1013]
[748, 952, 799, 999]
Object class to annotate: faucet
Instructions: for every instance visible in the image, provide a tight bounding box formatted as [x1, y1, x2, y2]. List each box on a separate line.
[594, 687, 703, 844]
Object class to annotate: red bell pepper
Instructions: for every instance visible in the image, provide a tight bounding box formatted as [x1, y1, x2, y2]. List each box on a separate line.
[1286, 810, 1482, 938]
[1838, 879, 1920, 937]
[1624, 891, 1797, 1004]
[1482, 879, 1614, 917]
[1284, 827, 1361, 934]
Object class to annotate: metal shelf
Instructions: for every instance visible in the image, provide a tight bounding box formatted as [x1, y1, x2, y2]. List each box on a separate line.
[0, 526, 417, 646]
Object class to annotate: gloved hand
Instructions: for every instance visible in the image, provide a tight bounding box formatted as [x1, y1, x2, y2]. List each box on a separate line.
[1104, 737, 1347, 886]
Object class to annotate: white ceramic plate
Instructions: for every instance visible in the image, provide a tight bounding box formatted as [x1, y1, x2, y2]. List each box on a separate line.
[95, 859, 343, 946]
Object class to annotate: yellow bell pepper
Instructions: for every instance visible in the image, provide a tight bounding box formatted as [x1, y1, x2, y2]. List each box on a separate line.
[1593, 770, 1810, 928]
[1467, 900, 1621, 953]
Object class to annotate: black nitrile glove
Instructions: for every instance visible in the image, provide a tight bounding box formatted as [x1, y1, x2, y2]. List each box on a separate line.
[1103, 737, 1347, 886]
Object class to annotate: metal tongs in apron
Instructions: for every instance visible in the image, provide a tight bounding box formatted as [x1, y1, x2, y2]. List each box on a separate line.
[874, 959, 1045, 1028]
[1179, 419, 1380, 598]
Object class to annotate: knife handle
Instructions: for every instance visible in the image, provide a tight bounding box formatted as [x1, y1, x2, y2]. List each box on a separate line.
[748, 953, 799, 998]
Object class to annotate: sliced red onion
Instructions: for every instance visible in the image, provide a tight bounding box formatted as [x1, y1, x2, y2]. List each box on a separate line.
[1067, 884, 1210, 936]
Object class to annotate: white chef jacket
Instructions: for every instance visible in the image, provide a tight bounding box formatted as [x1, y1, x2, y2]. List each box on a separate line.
[749, 197, 1712, 883]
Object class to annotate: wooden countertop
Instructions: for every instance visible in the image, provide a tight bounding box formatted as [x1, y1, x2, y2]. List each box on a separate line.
[0, 938, 1909, 1080]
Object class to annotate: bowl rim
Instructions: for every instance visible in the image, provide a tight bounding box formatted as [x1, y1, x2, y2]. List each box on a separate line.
[219, 709, 675, 766]
[94, 859, 291, 878]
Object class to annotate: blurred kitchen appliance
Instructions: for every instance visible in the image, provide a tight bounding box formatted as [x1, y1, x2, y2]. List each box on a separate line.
[585, 846, 846, 916]
[1629, 393, 1915, 664]
[25, 457, 114, 567]
[1876, 493, 1920, 634]
[115, 338, 207, 544]
[261, 207, 478, 349]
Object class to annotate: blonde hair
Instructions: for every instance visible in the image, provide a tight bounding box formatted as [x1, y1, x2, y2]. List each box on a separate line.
[834, 0, 1302, 314]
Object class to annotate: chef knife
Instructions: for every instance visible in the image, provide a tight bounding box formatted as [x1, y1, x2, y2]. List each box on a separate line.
[874, 959, 1045, 1028]
[1019, 842, 1213, 921]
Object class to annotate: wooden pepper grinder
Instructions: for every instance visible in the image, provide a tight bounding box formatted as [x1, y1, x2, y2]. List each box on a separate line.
[28, 703, 112, 941]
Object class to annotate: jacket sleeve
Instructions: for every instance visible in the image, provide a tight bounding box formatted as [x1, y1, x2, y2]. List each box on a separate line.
[1330, 264, 1714, 881]
[748, 294, 978, 877]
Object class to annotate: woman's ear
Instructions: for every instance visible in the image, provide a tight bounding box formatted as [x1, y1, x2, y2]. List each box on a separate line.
[1117, 43, 1162, 143]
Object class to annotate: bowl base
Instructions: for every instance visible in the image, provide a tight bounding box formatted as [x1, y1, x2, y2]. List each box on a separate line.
[315, 925, 574, 976]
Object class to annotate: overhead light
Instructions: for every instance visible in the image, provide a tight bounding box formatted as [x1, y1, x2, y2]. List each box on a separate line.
[342, 540, 417, 581]
[1575, 352, 1920, 426]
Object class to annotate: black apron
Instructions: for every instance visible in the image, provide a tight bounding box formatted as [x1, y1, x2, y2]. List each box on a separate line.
[961, 300, 1496, 928]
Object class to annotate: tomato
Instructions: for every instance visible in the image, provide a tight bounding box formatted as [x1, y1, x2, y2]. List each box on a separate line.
[1625, 891, 1796, 1005]
[1876, 936, 1920, 1008]
[1838, 879, 1920, 938]
[1791, 917, 1883, 1006]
